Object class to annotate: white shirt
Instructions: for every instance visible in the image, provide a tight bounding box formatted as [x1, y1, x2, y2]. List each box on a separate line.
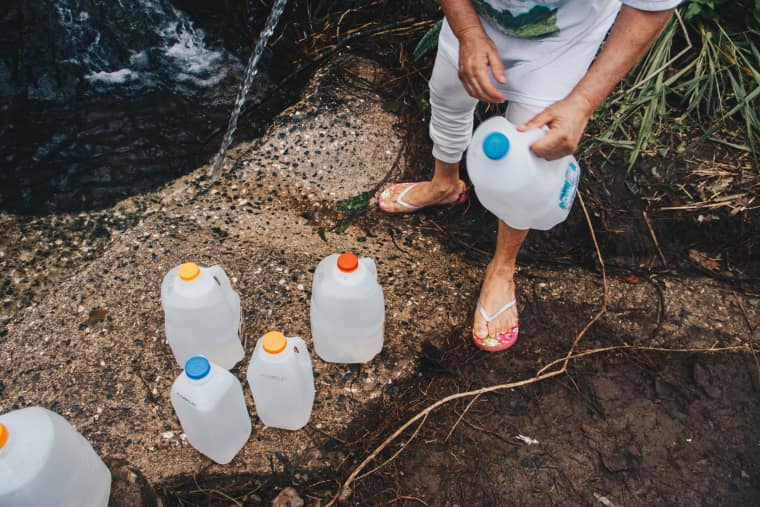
[438, 0, 681, 106]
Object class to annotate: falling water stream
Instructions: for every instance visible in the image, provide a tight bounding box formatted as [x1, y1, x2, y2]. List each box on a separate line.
[210, 0, 290, 182]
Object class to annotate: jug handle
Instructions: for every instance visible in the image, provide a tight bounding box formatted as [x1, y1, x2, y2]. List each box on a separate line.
[160, 266, 177, 301]
[209, 265, 233, 291]
[360, 257, 377, 277]
[521, 126, 549, 146]
[289, 337, 314, 387]
[313, 254, 336, 283]
[208, 265, 240, 317]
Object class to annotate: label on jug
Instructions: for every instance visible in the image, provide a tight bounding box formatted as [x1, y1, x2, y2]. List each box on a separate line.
[558, 161, 579, 210]
[176, 392, 197, 408]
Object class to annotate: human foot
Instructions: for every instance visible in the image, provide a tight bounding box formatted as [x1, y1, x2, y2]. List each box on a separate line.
[472, 268, 519, 352]
[378, 180, 467, 214]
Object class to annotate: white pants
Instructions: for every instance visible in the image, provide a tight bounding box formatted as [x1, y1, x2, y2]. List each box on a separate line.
[429, 2, 617, 165]
[429, 51, 543, 164]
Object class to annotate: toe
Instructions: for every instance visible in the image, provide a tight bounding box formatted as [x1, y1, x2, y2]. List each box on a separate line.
[488, 308, 517, 338]
[473, 314, 489, 340]
[378, 184, 405, 212]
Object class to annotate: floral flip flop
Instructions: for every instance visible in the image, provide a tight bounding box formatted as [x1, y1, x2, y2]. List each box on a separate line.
[472, 299, 519, 352]
[378, 181, 468, 214]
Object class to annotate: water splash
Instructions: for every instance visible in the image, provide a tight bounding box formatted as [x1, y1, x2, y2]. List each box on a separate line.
[210, 0, 289, 182]
[55, 0, 234, 94]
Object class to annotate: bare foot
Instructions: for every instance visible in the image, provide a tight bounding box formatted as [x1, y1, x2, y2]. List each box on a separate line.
[473, 263, 518, 347]
[378, 179, 466, 214]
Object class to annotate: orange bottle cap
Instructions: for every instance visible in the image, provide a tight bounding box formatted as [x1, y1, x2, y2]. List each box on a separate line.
[0, 423, 7, 449]
[262, 331, 287, 354]
[337, 253, 358, 273]
[179, 262, 200, 281]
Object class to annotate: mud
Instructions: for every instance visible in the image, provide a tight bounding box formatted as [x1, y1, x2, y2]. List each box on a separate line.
[349, 350, 760, 506]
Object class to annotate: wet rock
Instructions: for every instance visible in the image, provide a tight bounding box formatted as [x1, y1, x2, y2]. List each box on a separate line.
[0, 0, 262, 213]
[235, 55, 405, 204]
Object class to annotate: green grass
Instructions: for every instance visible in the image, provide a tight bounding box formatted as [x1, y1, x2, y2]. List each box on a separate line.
[594, 8, 760, 169]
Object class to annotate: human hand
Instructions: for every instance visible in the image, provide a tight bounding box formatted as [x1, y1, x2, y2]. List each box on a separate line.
[518, 93, 593, 160]
[457, 27, 506, 103]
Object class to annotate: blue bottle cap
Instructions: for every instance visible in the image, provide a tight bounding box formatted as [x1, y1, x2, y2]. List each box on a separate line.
[185, 356, 211, 380]
[483, 132, 510, 160]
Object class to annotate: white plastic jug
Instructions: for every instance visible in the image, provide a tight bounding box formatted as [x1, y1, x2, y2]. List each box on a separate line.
[247, 332, 315, 431]
[170, 356, 251, 464]
[310, 253, 385, 363]
[0, 406, 111, 507]
[466, 116, 581, 231]
[161, 262, 245, 369]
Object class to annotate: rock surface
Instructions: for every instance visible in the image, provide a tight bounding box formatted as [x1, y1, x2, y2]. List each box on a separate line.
[1, 55, 758, 496]
[272, 486, 305, 507]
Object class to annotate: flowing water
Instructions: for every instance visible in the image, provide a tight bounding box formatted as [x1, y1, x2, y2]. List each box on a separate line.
[210, 0, 290, 182]
[0, 0, 292, 213]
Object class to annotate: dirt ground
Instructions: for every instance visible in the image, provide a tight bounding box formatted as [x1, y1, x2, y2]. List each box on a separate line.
[1, 56, 758, 506]
[157, 274, 760, 506]
[345, 335, 760, 505]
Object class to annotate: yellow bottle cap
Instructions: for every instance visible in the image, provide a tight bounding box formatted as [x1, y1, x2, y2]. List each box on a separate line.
[262, 331, 287, 354]
[178, 262, 200, 281]
[0, 423, 7, 449]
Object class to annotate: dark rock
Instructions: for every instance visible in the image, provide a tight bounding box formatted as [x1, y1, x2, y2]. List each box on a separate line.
[693, 361, 722, 399]
[105, 458, 162, 507]
[271, 487, 303, 507]
[86, 307, 108, 327]
[599, 449, 629, 473]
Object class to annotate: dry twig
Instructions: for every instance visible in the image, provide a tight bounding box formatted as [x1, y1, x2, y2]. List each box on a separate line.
[386, 496, 429, 506]
[642, 210, 667, 267]
[735, 295, 760, 384]
[537, 344, 749, 374]
[444, 393, 481, 442]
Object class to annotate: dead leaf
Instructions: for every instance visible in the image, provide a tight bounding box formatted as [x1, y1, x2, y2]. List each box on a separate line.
[688, 249, 720, 271]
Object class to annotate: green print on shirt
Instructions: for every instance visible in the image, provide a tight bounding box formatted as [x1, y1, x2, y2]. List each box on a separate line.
[472, 1, 560, 38]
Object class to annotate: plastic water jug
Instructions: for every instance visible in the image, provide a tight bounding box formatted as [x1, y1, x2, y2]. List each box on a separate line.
[466, 116, 581, 230]
[0, 406, 111, 507]
[310, 253, 385, 363]
[247, 332, 315, 430]
[161, 262, 244, 369]
[170, 356, 251, 464]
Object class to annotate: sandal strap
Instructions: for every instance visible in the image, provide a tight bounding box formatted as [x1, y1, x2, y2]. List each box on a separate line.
[394, 183, 422, 210]
[477, 299, 516, 323]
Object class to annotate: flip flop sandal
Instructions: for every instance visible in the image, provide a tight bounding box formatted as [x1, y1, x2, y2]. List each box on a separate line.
[378, 182, 468, 214]
[378, 182, 422, 213]
[472, 298, 519, 352]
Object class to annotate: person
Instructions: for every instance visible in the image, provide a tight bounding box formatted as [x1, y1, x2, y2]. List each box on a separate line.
[378, 0, 680, 352]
